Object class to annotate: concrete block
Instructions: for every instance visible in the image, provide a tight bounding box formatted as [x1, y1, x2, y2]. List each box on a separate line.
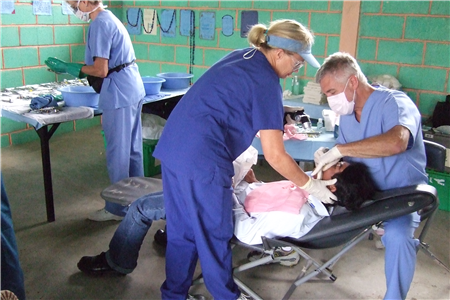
[377, 40, 423, 65]
[359, 15, 404, 39]
[4, 47, 38, 68]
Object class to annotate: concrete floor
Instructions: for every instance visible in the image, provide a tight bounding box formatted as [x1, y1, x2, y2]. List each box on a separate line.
[1, 125, 449, 300]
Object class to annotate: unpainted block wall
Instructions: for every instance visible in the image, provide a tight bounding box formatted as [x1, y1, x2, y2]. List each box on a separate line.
[1, 1, 449, 147]
[124, 1, 344, 95]
[357, 1, 450, 118]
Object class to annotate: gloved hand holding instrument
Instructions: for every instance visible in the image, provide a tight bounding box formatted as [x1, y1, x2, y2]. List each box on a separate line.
[301, 177, 337, 204]
[312, 146, 343, 179]
[45, 57, 86, 79]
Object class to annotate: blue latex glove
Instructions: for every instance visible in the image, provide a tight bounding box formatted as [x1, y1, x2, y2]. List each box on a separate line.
[30, 95, 58, 110]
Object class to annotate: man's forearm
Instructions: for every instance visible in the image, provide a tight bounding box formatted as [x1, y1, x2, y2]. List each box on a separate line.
[337, 125, 410, 158]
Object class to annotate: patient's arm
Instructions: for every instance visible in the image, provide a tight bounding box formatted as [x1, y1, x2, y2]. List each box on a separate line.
[243, 169, 258, 183]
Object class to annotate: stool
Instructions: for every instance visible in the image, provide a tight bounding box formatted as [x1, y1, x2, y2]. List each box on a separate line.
[101, 177, 163, 206]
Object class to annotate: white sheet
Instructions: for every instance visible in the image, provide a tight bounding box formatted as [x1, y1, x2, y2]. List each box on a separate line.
[233, 181, 328, 245]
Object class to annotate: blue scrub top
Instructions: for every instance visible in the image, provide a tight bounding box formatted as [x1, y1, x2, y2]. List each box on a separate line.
[337, 87, 427, 190]
[154, 48, 284, 185]
[85, 10, 145, 110]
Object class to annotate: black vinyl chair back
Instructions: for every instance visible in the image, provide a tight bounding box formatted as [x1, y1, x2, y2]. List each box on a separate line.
[424, 139, 447, 172]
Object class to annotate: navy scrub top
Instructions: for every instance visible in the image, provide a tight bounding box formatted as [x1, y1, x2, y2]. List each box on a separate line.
[153, 48, 284, 185]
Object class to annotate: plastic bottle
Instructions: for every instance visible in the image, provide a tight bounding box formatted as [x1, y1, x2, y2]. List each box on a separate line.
[317, 118, 323, 132]
[292, 76, 300, 95]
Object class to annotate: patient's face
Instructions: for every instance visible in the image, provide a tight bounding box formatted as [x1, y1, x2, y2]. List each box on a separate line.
[322, 161, 349, 180]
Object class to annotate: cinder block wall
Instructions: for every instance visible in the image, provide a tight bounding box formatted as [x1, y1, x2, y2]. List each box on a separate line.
[1, 1, 449, 147]
[357, 1, 450, 119]
[125, 0, 344, 94]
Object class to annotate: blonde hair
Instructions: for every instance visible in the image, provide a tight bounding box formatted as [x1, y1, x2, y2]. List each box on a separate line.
[247, 19, 315, 54]
[315, 52, 367, 84]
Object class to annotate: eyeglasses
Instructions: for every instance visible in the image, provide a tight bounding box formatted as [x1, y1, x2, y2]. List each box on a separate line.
[289, 55, 305, 71]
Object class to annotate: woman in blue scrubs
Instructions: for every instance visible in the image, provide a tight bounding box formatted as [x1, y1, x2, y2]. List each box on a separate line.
[153, 19, 337, 300]
[66, 1, 146, 221]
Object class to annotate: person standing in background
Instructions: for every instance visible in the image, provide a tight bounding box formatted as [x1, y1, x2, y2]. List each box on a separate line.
[46, 0, 146, 221]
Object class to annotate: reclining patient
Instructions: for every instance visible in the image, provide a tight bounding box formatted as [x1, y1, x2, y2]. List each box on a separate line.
[77, 147, 375, 276]
[233, 160, 375, 245]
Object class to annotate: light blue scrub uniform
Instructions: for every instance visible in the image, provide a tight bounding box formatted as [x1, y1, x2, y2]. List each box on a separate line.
[154, 48, 284, 300]
[86, 10, 146, 216]
[337, 87, 427, 300]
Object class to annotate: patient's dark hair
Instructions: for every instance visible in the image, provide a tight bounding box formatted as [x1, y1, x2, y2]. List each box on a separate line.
[332, 162, 376, 211]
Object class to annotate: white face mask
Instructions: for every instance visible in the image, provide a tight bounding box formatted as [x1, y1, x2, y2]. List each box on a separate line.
[74, 0, 100, 22]
[327, 78, 356, 115]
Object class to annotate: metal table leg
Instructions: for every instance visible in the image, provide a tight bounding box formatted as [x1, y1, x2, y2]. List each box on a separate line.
[36, 123, 60, 222]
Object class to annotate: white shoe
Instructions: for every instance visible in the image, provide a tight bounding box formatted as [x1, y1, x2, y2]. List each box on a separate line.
[237, 293, 251, 300]
[186, 294, 206, 300]
[247, 247, 300, 267]
[88, 208, 124, 221]
[0, 290, 19, 300]
[274, 247, 300, 266]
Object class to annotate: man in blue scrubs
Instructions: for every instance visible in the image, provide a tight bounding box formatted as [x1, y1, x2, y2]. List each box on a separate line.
[154, 20, 337, 300]
[314, 52, 427, 300]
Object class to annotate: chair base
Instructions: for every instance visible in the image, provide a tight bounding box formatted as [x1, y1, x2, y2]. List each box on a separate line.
[418, 242, 450, 273]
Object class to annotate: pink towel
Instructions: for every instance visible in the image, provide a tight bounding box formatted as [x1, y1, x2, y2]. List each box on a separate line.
[283, 124, 308, 141]
[245, 181, 309, 214]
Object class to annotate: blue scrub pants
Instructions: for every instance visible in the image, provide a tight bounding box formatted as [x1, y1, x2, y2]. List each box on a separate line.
[105, 192, 165, 274]
[102, 100, 144, 216]
[382, 212, 420, 300]
[1, 176, 26, 300]
[160, 165, 240, 300]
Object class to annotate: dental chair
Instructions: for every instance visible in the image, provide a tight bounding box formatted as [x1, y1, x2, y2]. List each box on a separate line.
[100, 141, 448, 300]
[191, 140, 448, 300]
[218, 184, 440, 300]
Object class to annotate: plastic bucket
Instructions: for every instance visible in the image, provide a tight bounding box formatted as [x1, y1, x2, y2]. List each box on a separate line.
[156, 72, 194, 89]
[59, 86, 99, 108]
[142, 76, 166, 95]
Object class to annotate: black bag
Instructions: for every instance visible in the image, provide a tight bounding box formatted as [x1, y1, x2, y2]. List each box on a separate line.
[87, 75, 104, 93]
[87, 60, 135, 94]
[431, 95, 450, 128]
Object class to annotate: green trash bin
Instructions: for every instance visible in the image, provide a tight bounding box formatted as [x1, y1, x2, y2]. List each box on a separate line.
[142, 138, 161, 177]
[427, 169, 450, 211]
[101, 131, 161, 177]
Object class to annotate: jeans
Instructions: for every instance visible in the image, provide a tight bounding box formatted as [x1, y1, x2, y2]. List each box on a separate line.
[105, 191, 165, 274]
[1, 175, 26, 300]
[382, 212, 420, 300]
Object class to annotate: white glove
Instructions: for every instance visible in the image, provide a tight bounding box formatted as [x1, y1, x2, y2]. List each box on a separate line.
[311, 146, 343, 178]
[313, 147, 329, 179]
[301, 177, 337, 204]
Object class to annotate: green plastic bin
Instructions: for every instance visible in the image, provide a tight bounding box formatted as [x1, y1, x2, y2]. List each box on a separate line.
[101, 131, 161, 177]
[427, 169, 450, 211]
[142, 138, 161, 177]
